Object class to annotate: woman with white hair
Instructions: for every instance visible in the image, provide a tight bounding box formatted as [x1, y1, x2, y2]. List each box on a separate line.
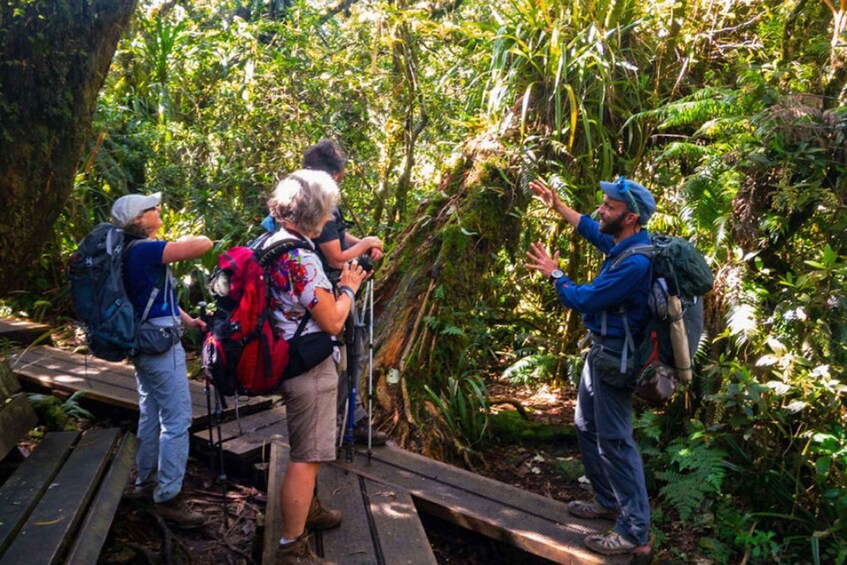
[264, 169, 367, 564]
[111, 191, 212, 527]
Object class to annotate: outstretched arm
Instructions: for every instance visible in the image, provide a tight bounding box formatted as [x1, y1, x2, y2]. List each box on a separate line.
[161, 235, 213, 264]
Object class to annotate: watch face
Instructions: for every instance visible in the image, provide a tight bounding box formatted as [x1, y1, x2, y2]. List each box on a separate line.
[551, 269, 564, 279]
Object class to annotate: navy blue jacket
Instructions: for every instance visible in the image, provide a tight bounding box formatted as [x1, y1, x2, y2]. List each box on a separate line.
[553, 215, 652, 340]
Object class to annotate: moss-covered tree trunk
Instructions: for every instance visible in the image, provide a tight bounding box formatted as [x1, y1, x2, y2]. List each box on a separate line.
[369, 133, 528, 448]
[0, 0, 137, 296]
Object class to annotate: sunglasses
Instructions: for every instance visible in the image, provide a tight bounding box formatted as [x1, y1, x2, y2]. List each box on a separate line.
[615, 176, 640, 218]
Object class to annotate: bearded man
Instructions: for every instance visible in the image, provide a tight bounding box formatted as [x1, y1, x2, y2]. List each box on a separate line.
[525, 176, 656, 558]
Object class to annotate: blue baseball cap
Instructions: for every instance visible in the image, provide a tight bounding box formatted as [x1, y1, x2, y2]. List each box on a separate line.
[599, 176, 656, 225]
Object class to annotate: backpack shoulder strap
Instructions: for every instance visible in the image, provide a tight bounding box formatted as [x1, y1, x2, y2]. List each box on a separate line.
[256, 237, 312, 267]
[609, 244, 655, 271]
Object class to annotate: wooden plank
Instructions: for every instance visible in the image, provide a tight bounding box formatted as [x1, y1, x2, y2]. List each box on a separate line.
[363, 477, 437, 565]
[337, 446, 629, 565]
[192, 405, 287, 448]
[0, 318, 52, 346]
[0, 393, 38, 462]
[0, 431, 80, 556]
[262, 438, 291, 564]
[2, 428, 120, 565]
[10, 346, 272, 426]
[317, 465, 379, 564]
[65, 433, 138, 565]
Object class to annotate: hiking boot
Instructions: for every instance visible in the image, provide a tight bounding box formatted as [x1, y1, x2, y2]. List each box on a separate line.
[353, 422, 387, 446]
[275, 532, 336, 565]
[124, 481, 155, 501]
[584, 531, 651, 556]
[305, 497, 342, 530]
[155, 495, 204, 528]
[567, 500, 619, 521]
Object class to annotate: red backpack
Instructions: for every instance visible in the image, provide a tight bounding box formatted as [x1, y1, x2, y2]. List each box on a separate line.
[202, 235, 311, 398]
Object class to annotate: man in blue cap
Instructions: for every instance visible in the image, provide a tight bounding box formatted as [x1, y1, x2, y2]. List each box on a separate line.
[525, 176, 655, 557]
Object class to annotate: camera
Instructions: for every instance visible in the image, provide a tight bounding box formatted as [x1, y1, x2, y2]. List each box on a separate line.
[349, 254, 375, 274]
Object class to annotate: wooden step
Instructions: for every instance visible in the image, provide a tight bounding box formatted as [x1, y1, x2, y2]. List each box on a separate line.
[191, 405, 288, 472]
[9, 346, 271, 428]
[336, 445, 631, 565]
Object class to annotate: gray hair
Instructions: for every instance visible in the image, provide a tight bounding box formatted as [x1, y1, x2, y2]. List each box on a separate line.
[270, 169, 339, 237]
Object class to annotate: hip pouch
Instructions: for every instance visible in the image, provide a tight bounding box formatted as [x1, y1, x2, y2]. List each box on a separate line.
[135, 321, 182, 355]
[284, 332, 336, 380]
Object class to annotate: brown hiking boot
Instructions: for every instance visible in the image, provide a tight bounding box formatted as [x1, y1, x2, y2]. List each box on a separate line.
[275, 533, 336, 565]
[155, 495, 204, 528]
[353, 422, 387, 446]
[305, 497, 342, 530]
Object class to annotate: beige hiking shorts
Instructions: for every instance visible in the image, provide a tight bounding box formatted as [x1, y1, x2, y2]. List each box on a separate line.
[281, 355, 338, 462]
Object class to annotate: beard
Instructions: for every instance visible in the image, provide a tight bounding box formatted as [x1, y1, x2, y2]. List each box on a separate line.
[599, 211, 627, 236]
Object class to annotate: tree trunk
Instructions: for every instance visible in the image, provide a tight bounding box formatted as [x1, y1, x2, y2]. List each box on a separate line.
[370, 132, 528, 447]
[0, 0, 137, 297]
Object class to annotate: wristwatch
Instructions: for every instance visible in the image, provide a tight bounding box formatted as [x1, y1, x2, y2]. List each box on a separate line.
[549, 269, 564, 284]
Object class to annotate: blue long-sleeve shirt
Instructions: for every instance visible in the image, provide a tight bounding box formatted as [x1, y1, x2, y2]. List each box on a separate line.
[553, 215, 652, 340]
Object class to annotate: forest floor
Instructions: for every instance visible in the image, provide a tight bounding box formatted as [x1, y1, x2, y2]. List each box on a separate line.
[89, 376, 701, 564]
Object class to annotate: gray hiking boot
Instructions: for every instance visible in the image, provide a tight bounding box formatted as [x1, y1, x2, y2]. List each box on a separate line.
[155, 494, 204, 528]
[567, 499, 619, 520]
[275, 532, 337, 565]
[584, 530, 651, 556]
[305, 497, 342, 530]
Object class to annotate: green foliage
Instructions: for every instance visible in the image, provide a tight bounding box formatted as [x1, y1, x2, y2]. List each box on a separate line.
[424, 374, 492, 453]
[655, 432, 728, 523]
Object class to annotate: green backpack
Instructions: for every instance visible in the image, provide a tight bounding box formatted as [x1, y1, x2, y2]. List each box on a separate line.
[606, 235, 714, 403]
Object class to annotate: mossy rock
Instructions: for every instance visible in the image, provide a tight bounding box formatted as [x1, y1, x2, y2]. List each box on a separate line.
[27, 394, 70, 431]
[489, 410, 575, 444]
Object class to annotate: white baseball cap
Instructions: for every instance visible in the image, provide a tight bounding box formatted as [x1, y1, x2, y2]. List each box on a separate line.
[110, 192, 162, 227]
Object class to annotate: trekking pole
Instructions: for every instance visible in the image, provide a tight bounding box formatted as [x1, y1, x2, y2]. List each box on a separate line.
[199, 302, 216, 472]
[344, 308, 358, 464]
[366, 279, 375, 461]
[198, 301, 228, 525]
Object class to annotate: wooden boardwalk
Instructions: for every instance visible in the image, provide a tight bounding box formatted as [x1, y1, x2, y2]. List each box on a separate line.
[6, 343, 635, 564]
[9, 346, 271, 428]
[262, 436, 630, 564]
[0, 317, 52, 346]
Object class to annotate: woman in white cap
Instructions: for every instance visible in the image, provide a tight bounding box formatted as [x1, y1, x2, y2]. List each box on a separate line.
[111, 191, 212, 527]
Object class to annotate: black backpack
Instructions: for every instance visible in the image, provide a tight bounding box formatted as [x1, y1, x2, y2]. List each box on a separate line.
[68, 223, 138, 361]
[607, 235, 714, 403]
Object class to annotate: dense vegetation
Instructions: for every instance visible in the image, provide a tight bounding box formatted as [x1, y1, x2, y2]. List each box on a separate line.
[2, 0, 845, 562]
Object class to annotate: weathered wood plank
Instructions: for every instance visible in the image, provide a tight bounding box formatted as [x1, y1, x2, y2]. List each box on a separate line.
[337, 446, 629, 565]
[363, 476, 437, 565]
[262, 438, 291, 564]
[317, 465, 379, 564]
[192, 405, 287, 452]
[65, 433, 138, 565]
[10, 346, 272, 427]
[1, 428, 119, 565]
[0, 318, 52, 347]
[0, 393, 38, 462]
[0, 431, 80, 556]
